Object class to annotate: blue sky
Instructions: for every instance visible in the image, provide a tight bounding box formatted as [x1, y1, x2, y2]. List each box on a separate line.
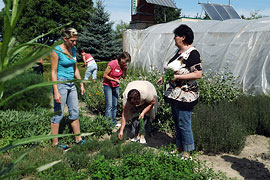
[104, 0, 270, 24]
[0, 0, 269, 25]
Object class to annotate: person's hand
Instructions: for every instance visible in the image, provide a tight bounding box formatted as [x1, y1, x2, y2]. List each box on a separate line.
[80, 85, 86, 95]
[115, 79, 120, 84]
[139, 113, 145, 120]
[54, 92, 62, 104]
[174, 74, 180, 81]
[118, 130, 123, 140]
[122, 64, 128, 70]
[157, 77, 163, 85]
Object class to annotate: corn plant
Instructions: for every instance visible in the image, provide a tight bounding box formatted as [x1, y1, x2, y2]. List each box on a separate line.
[0, 0, 84, 178]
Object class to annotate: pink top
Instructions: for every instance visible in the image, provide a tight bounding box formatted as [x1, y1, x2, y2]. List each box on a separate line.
[103, 59, 123, 87]
[84, 53, 94, 63]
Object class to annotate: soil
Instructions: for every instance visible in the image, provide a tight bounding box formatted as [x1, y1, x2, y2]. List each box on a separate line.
[145, 133, 270, 180]
[196, 135, 270, 180]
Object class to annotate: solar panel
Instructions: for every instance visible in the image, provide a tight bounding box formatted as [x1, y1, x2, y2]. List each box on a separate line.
[146, 0, 177, 9]
[200, 3, 241, 21]
[223, 5, 242, 19]
[200, 3, 223, 20]
[214, 4, 231, 20]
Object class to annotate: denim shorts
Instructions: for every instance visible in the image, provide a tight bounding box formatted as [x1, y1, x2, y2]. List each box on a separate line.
[51, 78, 79, 124]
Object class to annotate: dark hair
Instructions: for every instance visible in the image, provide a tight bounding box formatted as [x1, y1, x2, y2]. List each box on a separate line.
[79, 49, 84, 54]
[117, 51, 131, 62]
[127, 89, 140, 104]
[173, 24, 194, 45]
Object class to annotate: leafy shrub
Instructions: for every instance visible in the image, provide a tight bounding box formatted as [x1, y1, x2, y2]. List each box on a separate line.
[80, 115, 113, 137]
[65, 151, 90, 171]
[193, 101, 247, 154]
[1, 72, 51, 111]
[97, 61, 109, 71]
[42, 62, 51, 81]
[39, 167, 88, 180]
[236, 95, 270, 136]
[198, 67, 242, 105]
[82, 81, 106, 114]
[0, 108, 51, 147]
[69, 138, 102, 153]
[89, 148, 229, 180]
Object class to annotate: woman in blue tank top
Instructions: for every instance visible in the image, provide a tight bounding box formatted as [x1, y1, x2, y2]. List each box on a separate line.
[50, 28, 86, 151]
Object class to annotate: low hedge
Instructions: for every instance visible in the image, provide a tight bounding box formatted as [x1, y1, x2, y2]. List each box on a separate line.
[43, 61, 108, 81]
[1, 72, 51, 111]
[43, 61, 108, 72]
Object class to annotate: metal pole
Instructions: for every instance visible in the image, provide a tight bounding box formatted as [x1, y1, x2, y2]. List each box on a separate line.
[229, 0, 231, 5]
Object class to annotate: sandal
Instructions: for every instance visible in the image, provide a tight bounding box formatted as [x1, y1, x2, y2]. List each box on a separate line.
[180, 152, 192, 160]
[76, 139, 86, 145]
[56, 142, 71, 152]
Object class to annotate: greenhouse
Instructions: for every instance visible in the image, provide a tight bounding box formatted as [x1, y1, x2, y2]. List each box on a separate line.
[124, 17, 270, 95]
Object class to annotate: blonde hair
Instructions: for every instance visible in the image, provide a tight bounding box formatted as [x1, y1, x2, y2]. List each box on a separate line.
[61, 28, 78, 38]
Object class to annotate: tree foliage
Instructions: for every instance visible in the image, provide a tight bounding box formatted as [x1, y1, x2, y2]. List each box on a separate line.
[114, 20, 129, 40]
[154, 5, 181, 24]
[240, 10, 268, 20]
[11, 0, 94, 44]
[78, 0, 121, 61]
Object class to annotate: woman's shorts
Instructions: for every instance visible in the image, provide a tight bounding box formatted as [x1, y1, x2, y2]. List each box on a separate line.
[51, 78, 79, 124]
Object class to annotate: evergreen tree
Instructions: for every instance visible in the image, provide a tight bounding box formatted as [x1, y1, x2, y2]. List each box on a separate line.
[154, 5, 181, 24]
[78, 0, 121, 61]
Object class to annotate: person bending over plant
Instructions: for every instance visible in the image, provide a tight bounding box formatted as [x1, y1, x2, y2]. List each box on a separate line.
[118, 80, 158, 144]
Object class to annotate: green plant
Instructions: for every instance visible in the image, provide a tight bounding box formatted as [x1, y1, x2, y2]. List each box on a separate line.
[0, 108, 52, 147]
[139, 118, 145, 135]
[0, 0, 75, 175]
[236, 95, 270, 136]
[1, 72, 51, 111]
[82, 80, 106, 114]
[198, 66, 242, 105]
[193, 101, 247, 154]
[39, 168, 88, 180]
[80, 115, 113, 137]
[163, 69, 174, 82]
[88, 147, 231, 180]
[97, 61, 109, 71]
[65, 151, 90, 171]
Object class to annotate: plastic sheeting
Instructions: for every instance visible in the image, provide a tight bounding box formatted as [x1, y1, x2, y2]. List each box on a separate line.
[123, 18, 270, 95]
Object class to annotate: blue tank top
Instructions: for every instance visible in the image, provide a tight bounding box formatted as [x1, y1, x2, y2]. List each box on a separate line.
[54, 45, 77, 80]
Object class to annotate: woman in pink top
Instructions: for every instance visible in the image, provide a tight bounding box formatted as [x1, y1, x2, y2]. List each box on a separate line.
[103, 52, 131, 126]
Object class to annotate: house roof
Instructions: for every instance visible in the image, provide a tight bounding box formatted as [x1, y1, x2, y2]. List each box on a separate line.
[146, 0, 177, 9]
